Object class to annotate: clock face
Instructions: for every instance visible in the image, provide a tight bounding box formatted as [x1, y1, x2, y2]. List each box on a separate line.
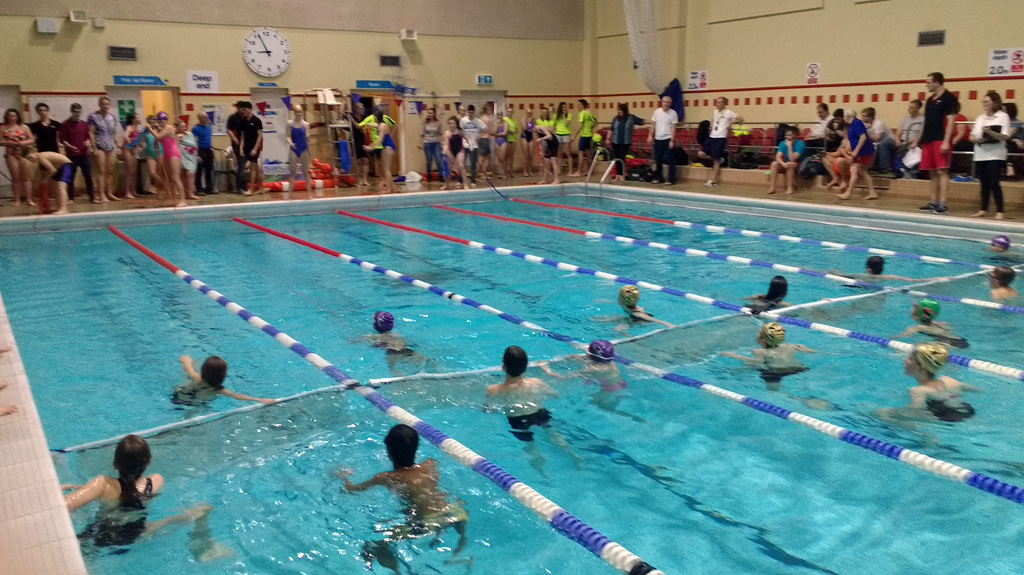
[243, 27, 291, 78]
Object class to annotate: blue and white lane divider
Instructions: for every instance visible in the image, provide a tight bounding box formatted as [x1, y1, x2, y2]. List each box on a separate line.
[237, 220, 1024, 508]
[107, 225, 664, 575]
[512, 198, 999, 271]
[337, 211, 1024, 382]
[434, 205, 1024, 316]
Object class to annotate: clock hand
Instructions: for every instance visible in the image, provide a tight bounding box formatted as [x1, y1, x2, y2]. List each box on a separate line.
[256, 34, 271, 55]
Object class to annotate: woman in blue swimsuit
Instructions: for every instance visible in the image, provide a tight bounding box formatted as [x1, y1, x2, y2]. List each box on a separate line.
[364, 110, 399, 194]
[287, 104, 315, 199]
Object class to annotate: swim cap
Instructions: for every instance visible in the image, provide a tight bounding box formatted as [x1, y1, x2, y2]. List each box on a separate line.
[758, 322, 786, 347]
[913, 342, 948, 374]
[373, 311, 394, 333]
[156, 112, 168, 121]
[592, 133, 603, 144]
[912, 298, 940, 322]
[618, 285, 640, 308]
[991, 235, 1011, 250]
[587, 340, 614, 362]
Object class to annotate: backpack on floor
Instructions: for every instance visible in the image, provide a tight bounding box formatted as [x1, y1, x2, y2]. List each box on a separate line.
[799, 153, 825, 179]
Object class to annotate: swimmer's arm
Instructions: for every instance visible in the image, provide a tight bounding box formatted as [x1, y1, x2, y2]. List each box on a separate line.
[337, 470, 386, 493]
[717, 351, 759, 366]
[179, 355, 202, 384]
[65, 476, 107, 512]
[794, 345, 816, 353]
[537, 362, 570, 379]
[541, 381, 560, 398]
[219, 388, 275, 405]
[906, 387, 929, 410]
[893, 326, 920, 340]
[631, 310, 673, 327]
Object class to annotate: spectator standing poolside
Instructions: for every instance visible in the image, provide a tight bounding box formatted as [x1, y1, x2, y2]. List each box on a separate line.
[767, 127, 804, 195]
[970, 91, 1011, 219]
[226, 101, 245, 193]
[697, 96, 741, 187]
[420, 107, 443, 188]
[29, 102, 61, 153]
[862, 107, 896, 174]
[894, 99, 925, 176]
[1004, 102, 1024, 178]
[520, 108, 536, 177]
[57, 103, 94, 203]
[502, 104, 518, 179]
[648, 96, 679, 186]
[554, 102, 574, 176]
[837, 109, 877, 200]
[459, 105, 485, 187]
[609, 103, 643, 182]
[1, 108, 36, 207]
[569, 99, 596, 177]
[238, 102, 264, 195]
[804, 103, 830, 152]
[477, 104, 495, 179]
[915, 73, 958, 214]
[176, 119, 200, 201]
[192, 112, 215, 195]
[87, 96, 120, 203]
[120, 114, 141, 199]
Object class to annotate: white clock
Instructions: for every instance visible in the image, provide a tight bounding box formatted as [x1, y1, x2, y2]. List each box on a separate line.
[243, 27, 291, 78]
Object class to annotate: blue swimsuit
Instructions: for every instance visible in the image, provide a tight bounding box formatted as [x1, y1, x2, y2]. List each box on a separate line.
[291, 124, 308, 156]
[382, 133, 396, 150]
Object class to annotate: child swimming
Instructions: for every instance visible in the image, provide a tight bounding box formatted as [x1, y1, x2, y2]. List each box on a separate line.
[894, 299, 969, 348]
[745, 276, 791, 313]
[174, 355, 274, 405]
[336, 424, 468, 574]
[538, 340, 643, 422]
[362, 311, 427, 375]
[63, 435, 233, 560]
[988, 235, 1024, 263]
[718, 322, 815, 390]
[878, 342, 980, 423]
[830, 256, 948, 283]
[989, 265, 1018, 301]
[597, 285, 673, 331]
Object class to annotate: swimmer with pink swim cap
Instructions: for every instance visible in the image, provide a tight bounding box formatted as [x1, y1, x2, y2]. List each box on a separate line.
[538, 340, 644, 422]
[363, 311, 426, 376]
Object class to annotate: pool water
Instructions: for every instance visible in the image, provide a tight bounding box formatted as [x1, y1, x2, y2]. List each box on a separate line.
[3, 190, 1023, 574]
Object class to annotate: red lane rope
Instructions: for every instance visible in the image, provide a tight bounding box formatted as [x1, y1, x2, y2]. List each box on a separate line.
[430, 205, 586, 236]
[233, 218, 343, 257]
[336, 210, 473, 246]
[511, 198, 675, 225]
[107, 225, 181, 273]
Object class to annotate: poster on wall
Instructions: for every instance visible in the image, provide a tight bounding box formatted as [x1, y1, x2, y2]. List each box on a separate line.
[201, 104, 227, 136]
[186, 71, 219, 93]
[989, 48, 1024, 76]
[805, 63, 821, 85]
[686, 71, 708, 91]
[252, 96, 289, 176]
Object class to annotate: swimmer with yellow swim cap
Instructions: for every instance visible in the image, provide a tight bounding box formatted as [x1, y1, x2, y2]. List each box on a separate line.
[894, 299, 969, 349]
[719, 322, 815, 391]
[608, 285, 673, 329]
[878, 342, 979, 423]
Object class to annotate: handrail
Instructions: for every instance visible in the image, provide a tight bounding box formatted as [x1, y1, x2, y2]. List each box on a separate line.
[583, 147, 605, 186]
[599, 159, 623, 184]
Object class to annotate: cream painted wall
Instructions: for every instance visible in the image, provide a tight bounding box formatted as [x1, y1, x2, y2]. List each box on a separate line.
[0, 16, 582, 96]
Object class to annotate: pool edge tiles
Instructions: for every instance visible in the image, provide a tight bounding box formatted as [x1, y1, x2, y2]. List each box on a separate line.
[0, 290, 87, 575]
[0, 184, 576, 235]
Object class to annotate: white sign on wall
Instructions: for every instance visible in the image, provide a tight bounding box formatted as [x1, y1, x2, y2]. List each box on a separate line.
[805, 63, 821, 85]
[186, 70, 220, 93]
[989, 48, 1024, 76]
[686, 71, 708, 91]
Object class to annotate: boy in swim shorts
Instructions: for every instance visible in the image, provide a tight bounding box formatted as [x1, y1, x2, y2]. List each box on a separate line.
[336, 424, 468, 573]
[28, 151, 71, 214]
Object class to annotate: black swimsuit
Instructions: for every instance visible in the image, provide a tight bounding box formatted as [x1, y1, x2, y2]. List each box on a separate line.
[78, 478, 154, 553]
[926, 399, 975, 422]
[758, 366, 808, 384]
[507, 409, 551, 442]
[449, 133, 464, 155]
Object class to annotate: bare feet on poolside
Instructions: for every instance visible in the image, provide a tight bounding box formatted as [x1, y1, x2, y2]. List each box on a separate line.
[767, 188, 776, 195]
[835, 191, 851, 200]
[863, 193, 879, 200]
[785, 189, 795, 195]
[972, 210, 986, 218]
[175, 201, 187, 208]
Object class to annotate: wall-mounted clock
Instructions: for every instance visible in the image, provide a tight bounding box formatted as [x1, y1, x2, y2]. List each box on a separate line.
[243, 27, 291, 78]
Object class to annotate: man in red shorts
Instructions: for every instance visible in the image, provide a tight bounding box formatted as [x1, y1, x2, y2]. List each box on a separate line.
[913, 72, 958, 214]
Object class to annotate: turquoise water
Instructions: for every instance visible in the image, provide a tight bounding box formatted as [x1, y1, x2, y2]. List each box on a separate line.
[2, 190, 1023, 573]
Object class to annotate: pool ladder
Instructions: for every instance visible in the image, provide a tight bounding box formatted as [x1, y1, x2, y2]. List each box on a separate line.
[583, 149, 624, 196]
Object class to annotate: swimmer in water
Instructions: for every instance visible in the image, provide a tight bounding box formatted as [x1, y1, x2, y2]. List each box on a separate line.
[719, 322, 815, 391]
[989, 265, 1018, 301]
[362, 311, 428, 376]
[988, 235, 1024, 263]
[336, 424, 468, 574]
[63, 435, 233, 561]
[894, 299, 969, 349]
[597, 285, 674, 331]
[173, 355, 274, 406]
[829, 256, 949, 283]
[486, 346, 582, 476]
[877, 342, 980, 423]
[745, 276, 791, 313]
[538, 340, 644, 422]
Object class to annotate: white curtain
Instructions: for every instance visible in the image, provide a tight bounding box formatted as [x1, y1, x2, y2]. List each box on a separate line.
[622, 0, 664, 95]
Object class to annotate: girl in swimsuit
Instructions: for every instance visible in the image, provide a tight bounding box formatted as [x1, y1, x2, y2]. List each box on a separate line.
[503, 104, 519, 180]
[534, 108, 559, 185]
[745, 275, 791, 314]
[539, 340, 644, 422]
[287, 104, 314, 199]
[421, 107, 443, 189]
[148, 112, 186, 207]
[595, 285, 674, 332]
[2, 108, 36, 207]
[520, 108, 536, 177]
[141, 116, 165, 199]
[494, 109, 509, 179]
[63, 435, 233, 560]
[441, 116, 467, 190]
[120, 114, 141, 199]
[88, 96, 120, 203]
[175, 120, 201, 201]
[877, 342, 980, 424]
[364, 111, 398, 194]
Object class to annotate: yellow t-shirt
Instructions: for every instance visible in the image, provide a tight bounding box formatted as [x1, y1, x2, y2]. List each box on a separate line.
[358, 114, 395, 149]
[503, 117, 519, 142]
[554, 115, 571, 136]
[578, 110, 596, 137]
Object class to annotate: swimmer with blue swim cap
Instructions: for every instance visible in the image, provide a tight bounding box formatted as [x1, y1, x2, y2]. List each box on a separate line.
[362, 311, 427, 375]
[895, 298, 969, 349]
[538, 340, 643, 422]
[719, 322, 816, 392]
[987, 235, 1024, 263]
